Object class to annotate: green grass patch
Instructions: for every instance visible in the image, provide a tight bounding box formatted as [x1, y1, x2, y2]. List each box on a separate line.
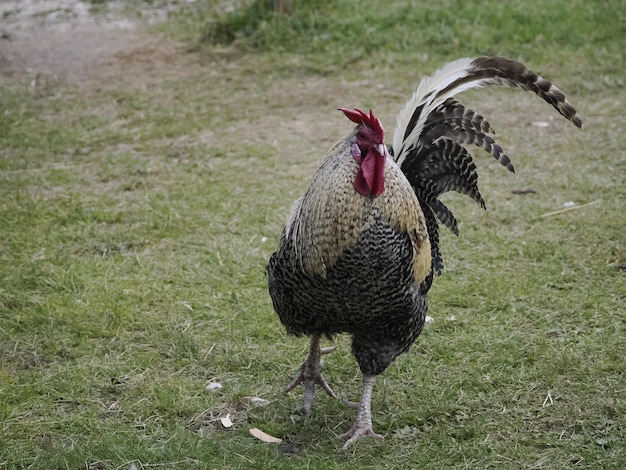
[174, 0, 625, 81]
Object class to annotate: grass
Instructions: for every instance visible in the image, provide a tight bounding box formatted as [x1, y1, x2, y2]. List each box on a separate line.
[1, 0, 625, 468]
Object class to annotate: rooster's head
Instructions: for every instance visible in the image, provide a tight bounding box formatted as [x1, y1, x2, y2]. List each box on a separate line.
[339, 108, 386, 197]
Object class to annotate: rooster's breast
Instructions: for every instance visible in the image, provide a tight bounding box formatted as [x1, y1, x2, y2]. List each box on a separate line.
[268, 208, 421, 339]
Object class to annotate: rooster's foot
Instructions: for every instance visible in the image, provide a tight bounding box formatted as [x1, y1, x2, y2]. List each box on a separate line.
[282, 366, 336, 415]
[341, 374, 383, 449]
[341, 423, 384, 449]
[281, 337, 336, 415]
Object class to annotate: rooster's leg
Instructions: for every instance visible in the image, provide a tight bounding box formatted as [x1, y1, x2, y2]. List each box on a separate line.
[341, 374, 383, 448]
[282, 334, 337, 415]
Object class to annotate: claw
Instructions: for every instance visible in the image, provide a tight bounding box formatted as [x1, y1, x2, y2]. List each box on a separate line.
[342, 398, 359, 409]
[314, 371, 337, 399]
[341, 426, 383, 449]
[281, 371, 306, 394]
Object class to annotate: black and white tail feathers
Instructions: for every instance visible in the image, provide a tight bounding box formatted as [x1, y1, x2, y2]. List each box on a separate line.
[390, 56, 582, 274]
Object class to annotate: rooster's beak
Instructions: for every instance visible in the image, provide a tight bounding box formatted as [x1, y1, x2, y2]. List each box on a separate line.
[376, 144, 386, 157]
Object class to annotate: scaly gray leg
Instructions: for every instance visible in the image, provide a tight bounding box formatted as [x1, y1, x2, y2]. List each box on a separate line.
[282, 335, 337, 415]
[341, 374, 383, 448]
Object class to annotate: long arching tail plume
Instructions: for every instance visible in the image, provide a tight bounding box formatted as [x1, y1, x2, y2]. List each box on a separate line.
[391, 56, 582, 274]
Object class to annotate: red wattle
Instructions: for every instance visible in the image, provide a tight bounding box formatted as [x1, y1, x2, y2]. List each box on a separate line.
[354, 150, 385, 197]
[372, 151, 385, 196]
[354, 170, 369, 195]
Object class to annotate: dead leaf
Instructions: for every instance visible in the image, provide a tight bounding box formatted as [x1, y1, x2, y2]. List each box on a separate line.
[249, 427, 282, 443]
[241, 396, 270, 405]
[221, 413, 233, 428]
[206, 382, 222, 391]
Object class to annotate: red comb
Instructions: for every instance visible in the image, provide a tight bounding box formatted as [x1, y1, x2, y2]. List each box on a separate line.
[338, 107, 384, 136]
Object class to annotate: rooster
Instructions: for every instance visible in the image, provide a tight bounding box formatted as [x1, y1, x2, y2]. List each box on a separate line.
[267, 57, 582, 448]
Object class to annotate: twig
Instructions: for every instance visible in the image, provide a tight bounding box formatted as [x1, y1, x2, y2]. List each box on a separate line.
[542, 390, 553, 407]
[540, 199, 602, 218]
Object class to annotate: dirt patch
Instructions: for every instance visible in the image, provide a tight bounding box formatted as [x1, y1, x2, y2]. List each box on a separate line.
[0, 0, 199, 89]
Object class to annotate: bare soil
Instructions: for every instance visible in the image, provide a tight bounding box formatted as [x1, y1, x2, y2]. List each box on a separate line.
[0, 0, 200, 90]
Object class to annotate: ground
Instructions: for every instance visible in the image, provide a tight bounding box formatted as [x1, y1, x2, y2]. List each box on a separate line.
[0, 0, 345, 147]
[0, 1, 200, 88]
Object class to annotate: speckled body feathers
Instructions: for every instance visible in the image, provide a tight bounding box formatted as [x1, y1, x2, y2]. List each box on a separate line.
[268, 131, 431, 375]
